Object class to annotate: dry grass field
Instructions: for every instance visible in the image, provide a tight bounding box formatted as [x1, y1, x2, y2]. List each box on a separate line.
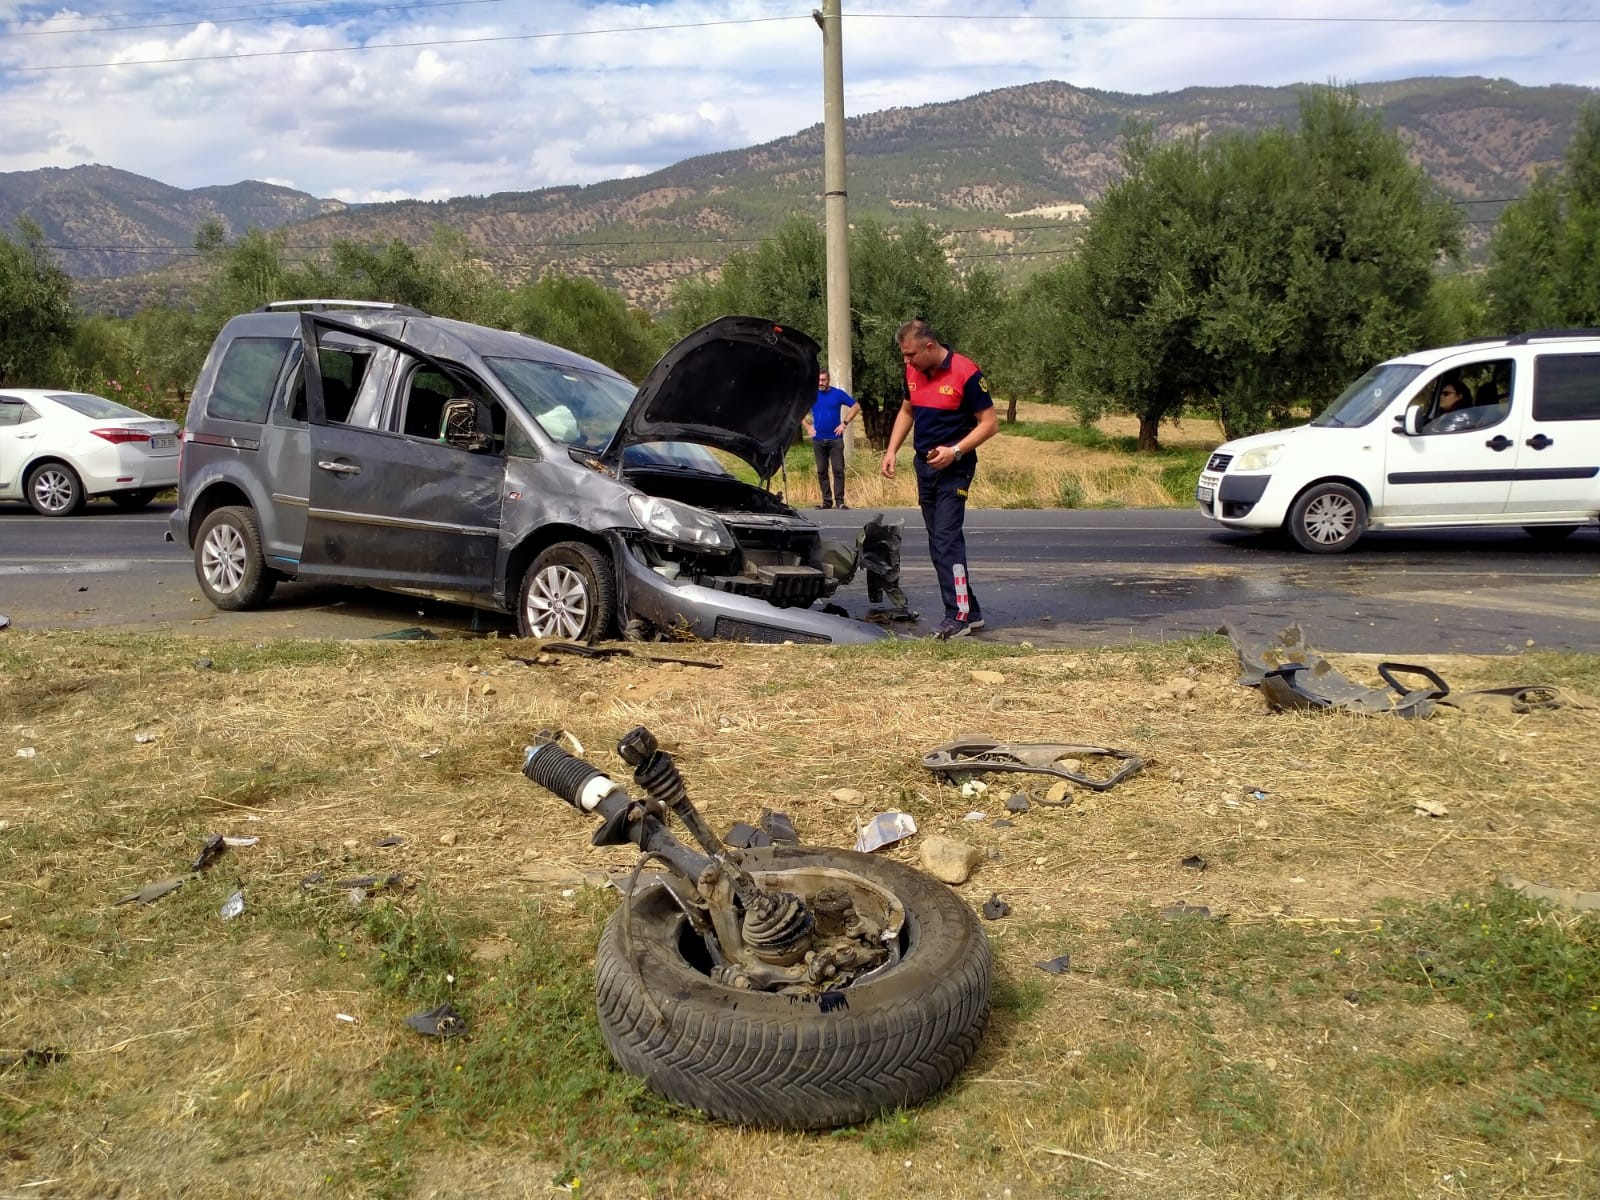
[2, 631, 1597, 1200]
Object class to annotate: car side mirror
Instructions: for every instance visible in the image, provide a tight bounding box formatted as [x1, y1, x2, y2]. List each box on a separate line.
[441, 398, 491, 451]
[1395, 406, 1424, 436]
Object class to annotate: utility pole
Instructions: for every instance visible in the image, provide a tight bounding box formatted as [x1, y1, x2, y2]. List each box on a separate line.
[813, 1, 855, 445]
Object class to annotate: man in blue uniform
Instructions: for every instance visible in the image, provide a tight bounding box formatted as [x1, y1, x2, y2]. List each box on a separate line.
[879, 319, 999, 639]
[803, 369, 859, 509]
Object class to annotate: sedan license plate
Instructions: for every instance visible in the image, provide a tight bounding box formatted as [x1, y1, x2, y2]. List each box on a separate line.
[1196, 483, 1214, 504]
[149, 435, 176, 451]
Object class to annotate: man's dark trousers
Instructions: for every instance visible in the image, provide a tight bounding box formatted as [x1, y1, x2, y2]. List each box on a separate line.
[813, 437, 846, 506]
[914, 455, 981, 624]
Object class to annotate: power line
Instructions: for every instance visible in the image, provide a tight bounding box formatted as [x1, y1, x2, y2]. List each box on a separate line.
[5, 0, 510, 39]
[854, 10, 1600, 26]
[7, 13, 801, 72]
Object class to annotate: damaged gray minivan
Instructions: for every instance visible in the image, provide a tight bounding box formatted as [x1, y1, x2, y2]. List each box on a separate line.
[166, 302, 886, 644]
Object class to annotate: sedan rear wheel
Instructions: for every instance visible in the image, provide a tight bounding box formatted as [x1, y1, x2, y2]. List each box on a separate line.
[518, 542, 615, 642]
[25, 462, 85, 516]
[194, 505, 276, 610]
[1287, 483, 1367, 553]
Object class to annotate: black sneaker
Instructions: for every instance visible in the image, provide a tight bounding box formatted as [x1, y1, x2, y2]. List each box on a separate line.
[929, 618, 974, 640]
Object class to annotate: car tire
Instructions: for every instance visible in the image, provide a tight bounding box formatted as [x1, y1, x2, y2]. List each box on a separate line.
[517, 541, 614, 641]
[25, 462, 86, 516]
[595, 844, 992, 1130]
[110, 489, 159, 511]
[1522, 524, 1581, 543]
[1286, 483, 1367, 553]
[194, 505, 276, 610]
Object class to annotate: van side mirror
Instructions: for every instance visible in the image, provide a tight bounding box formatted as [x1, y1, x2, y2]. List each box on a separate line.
[441, 398, 491, 451]
[1395, 406, 1424, 436]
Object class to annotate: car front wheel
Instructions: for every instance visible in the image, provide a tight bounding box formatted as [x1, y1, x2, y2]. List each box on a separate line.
[25, 462, 85, 516]
[1287, 483, 1367, 553]
[518, 542, 615, 641]
[194, 505, 276, 610]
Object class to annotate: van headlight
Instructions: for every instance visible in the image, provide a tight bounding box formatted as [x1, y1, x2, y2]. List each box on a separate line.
[628, 495, 736, 550]
[1234, 444, 1283, 471]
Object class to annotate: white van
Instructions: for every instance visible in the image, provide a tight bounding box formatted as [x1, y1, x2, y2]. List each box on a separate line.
[1195, 331, 1600, 551]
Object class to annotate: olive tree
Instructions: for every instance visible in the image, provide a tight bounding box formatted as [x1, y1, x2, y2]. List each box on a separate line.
[1060, 86, 1463, 448]
[0, 218, 76, 385]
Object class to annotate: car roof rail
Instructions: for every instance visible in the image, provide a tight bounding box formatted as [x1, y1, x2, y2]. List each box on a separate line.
[258, 299, 429, 317]
[1506, 327, 1600, 346]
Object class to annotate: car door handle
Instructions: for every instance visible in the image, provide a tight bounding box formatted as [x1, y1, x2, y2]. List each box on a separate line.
[1485, 435, 1513, 452]
[1525, 434, 1554, 451]
[15, 432, 37, 440]
[316, 460, 361, 475]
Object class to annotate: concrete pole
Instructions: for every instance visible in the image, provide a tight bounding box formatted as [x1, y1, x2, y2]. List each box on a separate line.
[814, 1, 855, 447]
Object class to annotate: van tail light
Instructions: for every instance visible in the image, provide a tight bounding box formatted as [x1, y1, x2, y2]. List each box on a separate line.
[91, 427, 153, 444]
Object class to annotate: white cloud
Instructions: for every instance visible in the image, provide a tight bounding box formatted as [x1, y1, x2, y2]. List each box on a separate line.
[0, 0, 1594, 200]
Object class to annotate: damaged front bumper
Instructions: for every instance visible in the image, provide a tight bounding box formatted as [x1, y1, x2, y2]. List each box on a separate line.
[611, 531, 888, 644]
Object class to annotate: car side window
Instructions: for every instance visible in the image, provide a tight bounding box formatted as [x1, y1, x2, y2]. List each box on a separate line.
[208, 337, 295, 423]
[1420, 358, 1514, 435]
[398, 364, 506, 455]
[1532, 353, 1600, 421]
[0, 399, 41, 427]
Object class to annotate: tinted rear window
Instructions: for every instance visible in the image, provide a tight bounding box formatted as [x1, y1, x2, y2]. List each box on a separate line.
[48, 392, 146, 420]
[207, 337, 294, 423]
[1532, 353, 1600, 422]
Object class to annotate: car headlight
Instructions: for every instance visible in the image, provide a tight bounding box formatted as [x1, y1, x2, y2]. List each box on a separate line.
[1234, 444, 1283, 471]
[628, 495, 736, 550]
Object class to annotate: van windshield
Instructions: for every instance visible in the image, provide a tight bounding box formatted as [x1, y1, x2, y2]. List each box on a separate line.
[484, 357, 724, 472]
[1310, 363, 1424, 428]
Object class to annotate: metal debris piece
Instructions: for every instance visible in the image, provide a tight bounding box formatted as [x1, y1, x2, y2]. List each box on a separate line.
[1181, 855, 1209, 871]
[724, 821, 772, 850]
[1225, 624, 1438, 717]
[219, 890, 245, 920]
[1035, 954, 1071, 975]
[1160, 903, 1214, 921]
[923, 735, 1144, 792]
[981, 895, 1011, 921]
[114, 876, 188, 906]
[1499, 872, 1600, 912]
[191, 833, 227, 872]
[854, 811, 917, 854]
[404, 1003, 469, 1039]
[375, 835, 405, 847]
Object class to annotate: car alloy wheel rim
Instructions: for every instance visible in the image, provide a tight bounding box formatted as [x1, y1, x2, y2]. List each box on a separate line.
[1304, 495, 1355, 544]
[201, 524, 248, 594]
[33, 469, 74, 513]
[526, 565, 589, 639]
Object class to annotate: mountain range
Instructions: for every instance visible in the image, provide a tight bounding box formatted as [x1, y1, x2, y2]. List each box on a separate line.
[4, 75, 1593, 314]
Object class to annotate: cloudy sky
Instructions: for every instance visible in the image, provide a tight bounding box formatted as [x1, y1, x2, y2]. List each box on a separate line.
[0, 1, 1596, 203]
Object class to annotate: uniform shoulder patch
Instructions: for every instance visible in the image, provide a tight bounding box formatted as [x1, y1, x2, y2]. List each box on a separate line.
[978, 377, 990, 393]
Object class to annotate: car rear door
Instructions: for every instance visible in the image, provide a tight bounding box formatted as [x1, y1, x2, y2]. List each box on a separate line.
[298, 315, 505, 594]
[1504, 350, 1600, 519]
[0, 396, 41, 497]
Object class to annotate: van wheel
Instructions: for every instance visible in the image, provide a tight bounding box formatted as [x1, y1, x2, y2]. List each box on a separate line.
[518, 542, 614, 642]
[1523, 525, 1580, 543]
[26, 462, 85, 516]
[195, 506, 276, 610]
[1287, 483, 1366, 553]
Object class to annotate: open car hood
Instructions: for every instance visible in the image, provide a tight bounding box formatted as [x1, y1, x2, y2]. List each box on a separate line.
[601, 315, 820, 480]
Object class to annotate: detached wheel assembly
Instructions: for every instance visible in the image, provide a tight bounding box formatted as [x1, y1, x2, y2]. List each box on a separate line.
[596, 845, 991, 1129]
[521, 729, 993, 1130]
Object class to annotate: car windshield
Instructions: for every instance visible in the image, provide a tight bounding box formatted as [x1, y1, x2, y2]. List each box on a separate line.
[49, 392, 149, 420]
[484, 356, 726, 472]
[1309, 363, 1424, 428]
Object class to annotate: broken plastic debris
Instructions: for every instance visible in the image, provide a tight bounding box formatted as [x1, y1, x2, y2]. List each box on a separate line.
[374, 835, 405, 847]
[1181, 854, 1209, 871]
[981, 895, 1011, 921]
[1498, 872, 1600, 912]
[15, 747, 36, 759]
[404, 1003, 469, 1039]
[1035, 954, 1071, 975]
[134, 731, 158, 745]
[962, 810, 986, 822]
[724, 821, 772, 850]
[958, 779, 988, 799]
[113, 876, 187, 906]
[0, 613, 10, 631]
[923, 735, 1144, 792]
[371, 627, 438, 640]
[1413, 799, 1449, 818]
[191, 833, 227, 872]
[222, 835, 259, 848]
[1004, 792, 1031, 813]
[854, 811, 917, 854]
[219, 890, 245, 920]
[758, 809, 799, 845]
[335, 1013, 357, 1024]
[1160, 903, 1214, 921]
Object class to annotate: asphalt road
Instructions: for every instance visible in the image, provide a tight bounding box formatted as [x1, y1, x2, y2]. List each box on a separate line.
[2, 500, 1597, 654]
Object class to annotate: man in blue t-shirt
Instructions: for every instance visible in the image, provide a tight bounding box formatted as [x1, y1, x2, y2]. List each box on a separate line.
[802, 369, 859, 509]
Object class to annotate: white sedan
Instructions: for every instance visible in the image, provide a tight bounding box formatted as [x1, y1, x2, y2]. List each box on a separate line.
[0, 389, 180, 515]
